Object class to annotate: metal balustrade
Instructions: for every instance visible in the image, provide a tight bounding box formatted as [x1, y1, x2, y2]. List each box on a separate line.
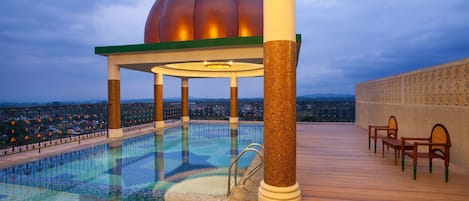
[0, 104, 108, 155]
[297, 100, 355, 122]
[0, 99, 355, 155]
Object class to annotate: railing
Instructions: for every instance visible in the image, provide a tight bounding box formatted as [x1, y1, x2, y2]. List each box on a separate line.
[0, 104, 108, 155]
[188, 99, 355, 122]
[227, 143, 264, 196]
[0, 98, 355, 155]
[189, 101, 230, 120]
[297, 100, 355, 122]
[121, 103, 181, 131]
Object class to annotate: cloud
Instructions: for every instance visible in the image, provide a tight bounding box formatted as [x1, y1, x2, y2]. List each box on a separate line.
[0, 0, 154, 102]
[88, 0, 154, 45]
[0, 0, 468, 102]
[295, 0, 469, 95]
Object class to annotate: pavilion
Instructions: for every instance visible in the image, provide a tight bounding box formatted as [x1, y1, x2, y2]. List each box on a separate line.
[96, 0, 301, 200]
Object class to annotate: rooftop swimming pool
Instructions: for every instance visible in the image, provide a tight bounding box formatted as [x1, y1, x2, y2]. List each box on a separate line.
[0, 123, 264, 201]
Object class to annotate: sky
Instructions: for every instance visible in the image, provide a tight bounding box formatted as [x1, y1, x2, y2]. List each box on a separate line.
[0, 0, 468, 102]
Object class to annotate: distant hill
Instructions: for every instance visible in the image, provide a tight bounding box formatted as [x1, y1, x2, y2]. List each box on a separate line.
[0, 100, 108, 108]
[297, 94, 355, 101]
[300, 94, 355, 98]
[0, 94, 355, 108]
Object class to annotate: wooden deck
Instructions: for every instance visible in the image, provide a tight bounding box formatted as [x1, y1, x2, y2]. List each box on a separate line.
[297, 123, 469, 201]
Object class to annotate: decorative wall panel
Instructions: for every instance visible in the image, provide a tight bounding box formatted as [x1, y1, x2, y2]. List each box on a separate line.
[356, 59, 469, 107]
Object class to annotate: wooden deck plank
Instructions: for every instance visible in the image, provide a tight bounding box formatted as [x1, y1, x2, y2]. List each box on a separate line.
[297, 123, 469, 201]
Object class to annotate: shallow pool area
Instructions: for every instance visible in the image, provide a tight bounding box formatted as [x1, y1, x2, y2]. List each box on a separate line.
[0, 123, 263, 201]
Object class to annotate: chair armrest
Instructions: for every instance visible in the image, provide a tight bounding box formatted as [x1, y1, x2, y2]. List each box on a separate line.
[401, 137, 429, 141]
[401, 137, 430, 148]
[369, 125, 389, 129]
[376, 128, 397, 131]
[414, 142, 449, 147]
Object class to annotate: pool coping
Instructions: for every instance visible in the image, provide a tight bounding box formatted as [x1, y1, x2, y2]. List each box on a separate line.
[0, 120, 266, 201]
[0, 120, 265, 169]
[0, 121, 183, 169]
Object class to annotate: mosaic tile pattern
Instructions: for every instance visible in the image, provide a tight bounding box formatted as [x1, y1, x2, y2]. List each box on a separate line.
[108, 80, 121, 129]
[230, 87, 238, 117]
[155, 84, 164, 121]
[356, 59, 469, 106]
[263, 40, 297, 187]
[182, 86, 189, 117]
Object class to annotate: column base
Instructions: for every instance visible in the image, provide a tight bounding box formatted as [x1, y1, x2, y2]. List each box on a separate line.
[155, 129, 164, 135]
[155, 121, 165, 129]
[108, 128, 123, 138]
[181, 116, 190, 123]
[229, 122, 239, 130]
[229, 117, 239, 124]
[258, 180, 301, 201]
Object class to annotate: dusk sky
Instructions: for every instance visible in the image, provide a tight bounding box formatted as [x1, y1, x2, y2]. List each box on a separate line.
[1, 0, 468, 102]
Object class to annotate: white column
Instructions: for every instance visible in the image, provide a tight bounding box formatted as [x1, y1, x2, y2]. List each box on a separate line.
[108, 62, 123, 138]
[263, 0, 296, 42]
[259, 0, 301, 200]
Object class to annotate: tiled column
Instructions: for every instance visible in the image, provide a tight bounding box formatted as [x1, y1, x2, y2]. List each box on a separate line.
[154, 73, 165, 128]
[259, 0, 301, 200]
[229, 76, 239, 124]
[181, 78, 190, 123]
[108, 63, 123, 138]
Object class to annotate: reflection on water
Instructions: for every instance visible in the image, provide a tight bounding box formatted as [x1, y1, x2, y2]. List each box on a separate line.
[156, 131, 164, 181]
[231, 123, 239, 159]
[108, 140, 123, 200]
[0, 123, 263, 200]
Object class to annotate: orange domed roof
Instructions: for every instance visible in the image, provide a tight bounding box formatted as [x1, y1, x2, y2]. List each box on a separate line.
[144, 0, 263, 43]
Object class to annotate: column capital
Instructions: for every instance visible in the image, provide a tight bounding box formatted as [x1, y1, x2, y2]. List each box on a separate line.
[108, 63, 120, 80]
[182, 77, 189, 87]
[230, 76, 238, 87]
[155, 73, 164, 85]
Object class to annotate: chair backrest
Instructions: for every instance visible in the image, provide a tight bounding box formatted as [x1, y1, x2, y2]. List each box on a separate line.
[387, 116, 398, 138]
[430, 124, 451, 154]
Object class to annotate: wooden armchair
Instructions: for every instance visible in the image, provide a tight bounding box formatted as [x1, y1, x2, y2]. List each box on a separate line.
[401, 124, 451, 182]
[368, 115, 398, 153]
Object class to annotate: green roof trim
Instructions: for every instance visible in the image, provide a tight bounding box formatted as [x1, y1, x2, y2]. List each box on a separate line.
[95, 34, 302, 55]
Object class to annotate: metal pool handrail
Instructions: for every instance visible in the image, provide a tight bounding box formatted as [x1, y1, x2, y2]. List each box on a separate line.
[227, 143, 264, 196]
[239, 143, 264, 186]
[245, 143, 264, 150]
[237, 143, 264, 186]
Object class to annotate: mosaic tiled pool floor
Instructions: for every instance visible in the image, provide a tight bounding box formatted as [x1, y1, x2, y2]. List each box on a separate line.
[0, 123, 263, 200]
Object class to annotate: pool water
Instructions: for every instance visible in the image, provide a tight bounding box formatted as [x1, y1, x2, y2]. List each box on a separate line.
[0, 123, 263, 201]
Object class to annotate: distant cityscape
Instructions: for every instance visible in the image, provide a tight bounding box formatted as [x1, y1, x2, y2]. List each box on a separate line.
[0, 95, 355, 151]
